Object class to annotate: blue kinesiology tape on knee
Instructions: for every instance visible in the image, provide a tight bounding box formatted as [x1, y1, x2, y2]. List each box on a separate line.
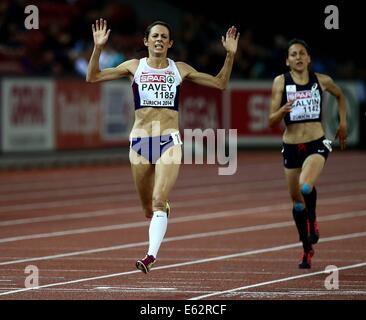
[294, 202, 305, 211]
[301, 183, 311, 195]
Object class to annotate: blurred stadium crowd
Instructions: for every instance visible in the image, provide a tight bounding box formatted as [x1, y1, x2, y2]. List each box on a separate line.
[0, 0, 365, 80]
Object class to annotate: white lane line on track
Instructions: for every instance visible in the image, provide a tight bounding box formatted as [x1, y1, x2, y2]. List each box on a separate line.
[5, 156, 360, 189]
[1, 168, 365, 213]
[0, 190, 287, 226]
[189, 262, 366, 300]
[0, 231, 365, 296]
[1, 156, 363, 190]
[0, 178, 286, 213]
[219, 290, 366, 298]
[1, 180, 366, 226]
[0, 173, 251, 201]
[94, 286, 177, 292]
[0, 210, 365, 267]
[0, 168, 364, 204]
[0, 194, 365, 244]
[0, 172, 284, 201]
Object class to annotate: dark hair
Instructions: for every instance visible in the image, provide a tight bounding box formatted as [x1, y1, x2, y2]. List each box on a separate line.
[144, 21, 173, 40]
[287, 38, 310, 57]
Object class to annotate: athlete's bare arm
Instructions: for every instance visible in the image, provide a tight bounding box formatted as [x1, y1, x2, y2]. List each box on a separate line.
[269, 75, 294, 128]
[86, 18, 138, 82]
[176, 26, 239, 90]
[317, 73, 347, 149]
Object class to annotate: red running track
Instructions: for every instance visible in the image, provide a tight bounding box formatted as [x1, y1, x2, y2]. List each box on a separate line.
[0, 150, 365, 300]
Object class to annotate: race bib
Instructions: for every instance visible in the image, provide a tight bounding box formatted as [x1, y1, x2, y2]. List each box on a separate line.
[171, 131, 183, 145]
[288, 84, 321, 122]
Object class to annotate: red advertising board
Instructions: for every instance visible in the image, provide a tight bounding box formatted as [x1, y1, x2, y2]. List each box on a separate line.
[230, 87, 284, 137]
[179, 82, 224, 131]
[1, 79, 54, 151]
[55, 80, 102, 149]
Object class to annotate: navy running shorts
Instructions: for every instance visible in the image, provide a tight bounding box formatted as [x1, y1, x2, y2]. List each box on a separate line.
[282, 136, 332, 169]
[130, 131, 182, 164]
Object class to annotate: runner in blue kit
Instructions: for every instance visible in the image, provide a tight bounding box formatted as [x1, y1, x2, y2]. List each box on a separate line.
[86, 19, 239, 273]
[269, 39, 347, 269]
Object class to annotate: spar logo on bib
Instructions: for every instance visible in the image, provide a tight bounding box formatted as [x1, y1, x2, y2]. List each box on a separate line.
[287, 90, 312, 101]
[140, 74, 166, 83]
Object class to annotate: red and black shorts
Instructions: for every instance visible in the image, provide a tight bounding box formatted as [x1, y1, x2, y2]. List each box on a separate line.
[282, 136, 332, 169]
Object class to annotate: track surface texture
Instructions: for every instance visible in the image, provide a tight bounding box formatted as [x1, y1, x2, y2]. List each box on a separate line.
[0, 150, 365, 302]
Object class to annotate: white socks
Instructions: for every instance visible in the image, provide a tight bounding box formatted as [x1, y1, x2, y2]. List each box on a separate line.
[147, 210, 168, 258]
